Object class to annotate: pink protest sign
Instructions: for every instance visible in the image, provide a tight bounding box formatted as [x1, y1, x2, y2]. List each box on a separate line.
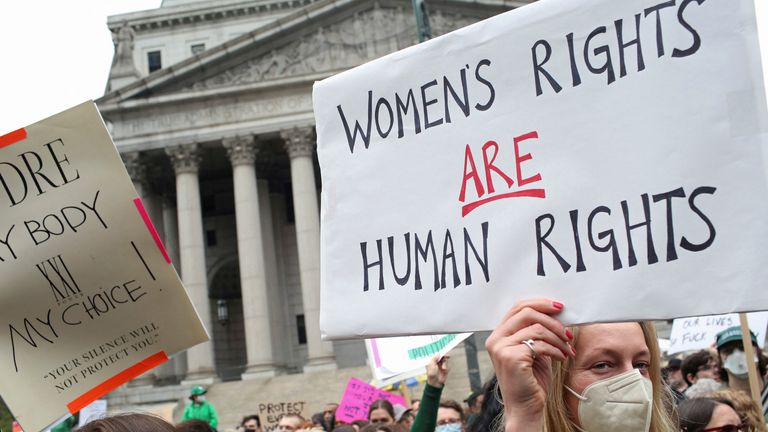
[336, 377, 407, 423]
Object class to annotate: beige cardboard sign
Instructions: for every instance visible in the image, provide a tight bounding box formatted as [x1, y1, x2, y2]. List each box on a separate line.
[258, 401, 307, 431]
[0, 102, 208, 431]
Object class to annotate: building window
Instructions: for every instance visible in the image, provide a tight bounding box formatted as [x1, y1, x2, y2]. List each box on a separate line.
[147, 50, 162, 73]
[206, 229, 217, 247]
[191, 43, 206, 55]
[296, 314, 307, 345]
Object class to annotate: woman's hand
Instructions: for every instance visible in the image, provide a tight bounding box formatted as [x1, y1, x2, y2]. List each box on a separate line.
[485, 299, 575, 431]
[426, 355, 449, 388]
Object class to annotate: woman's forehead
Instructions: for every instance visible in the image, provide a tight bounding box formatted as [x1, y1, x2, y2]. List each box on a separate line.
[576, 322, 647, 350]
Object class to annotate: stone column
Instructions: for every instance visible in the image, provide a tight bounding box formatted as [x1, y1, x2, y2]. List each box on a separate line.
[260, 181, 288, 368]
[281, 127, 335, 369]
[166, 144, 216, 383]
[223, 135, 276, 379]
[159, 197, 184, 381]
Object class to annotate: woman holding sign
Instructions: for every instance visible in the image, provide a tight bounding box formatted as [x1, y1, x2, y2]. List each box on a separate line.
[486, 299, 677, 432]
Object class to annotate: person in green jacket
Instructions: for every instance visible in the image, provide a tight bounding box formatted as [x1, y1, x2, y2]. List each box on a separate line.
[410, 356, 450, 432]
[50, 415, 78, 432]
[182, 386, 218, 429]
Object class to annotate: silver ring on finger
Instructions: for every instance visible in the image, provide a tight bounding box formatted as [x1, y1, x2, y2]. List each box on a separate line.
[522, 338, 537, 359]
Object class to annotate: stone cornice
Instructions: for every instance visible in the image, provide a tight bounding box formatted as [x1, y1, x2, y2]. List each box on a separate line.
[281, 126, 315, 159]
[98, 70, 328, 115]
[223, 135, 258, 166]
[166, 143, 202, 174]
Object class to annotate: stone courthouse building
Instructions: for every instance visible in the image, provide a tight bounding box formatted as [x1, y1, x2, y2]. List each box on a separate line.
[97, 0, 533, 418]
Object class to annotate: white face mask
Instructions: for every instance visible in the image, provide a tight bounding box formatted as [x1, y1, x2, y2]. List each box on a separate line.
[565, 369, 653, 432]
[435, 423, 462, 432]
[723, 349, 757, 379]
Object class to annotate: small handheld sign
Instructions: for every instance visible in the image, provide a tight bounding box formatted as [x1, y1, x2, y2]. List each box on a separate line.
[667, 312, 767, 355]
[366, 333, 470, 385]
[335, 377, 407, 423]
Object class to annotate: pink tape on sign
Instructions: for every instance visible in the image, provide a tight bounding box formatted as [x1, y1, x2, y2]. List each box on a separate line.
[133, 198, 171, 264]
[370, 339, 382, 368]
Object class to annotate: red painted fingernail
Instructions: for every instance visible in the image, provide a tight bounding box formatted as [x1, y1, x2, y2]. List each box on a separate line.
[565, 329, 573, 340]
[571, 346, 577, 356]
[552, 301, 564, 310]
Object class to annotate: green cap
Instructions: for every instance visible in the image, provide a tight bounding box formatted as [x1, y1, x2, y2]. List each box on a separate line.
[190, 386, 206, 396]
[715, 326, 758, 349]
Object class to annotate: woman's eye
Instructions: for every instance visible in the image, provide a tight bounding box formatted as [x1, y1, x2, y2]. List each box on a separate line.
[634, 362, 650, 370]
[592, 362, 610, 370]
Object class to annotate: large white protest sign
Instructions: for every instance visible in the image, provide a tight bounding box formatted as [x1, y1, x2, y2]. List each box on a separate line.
[366, 333, 471, 384]
[667, 312, 768, 355]
[0, 102, 208, 431]
[314, 0, 768, 338]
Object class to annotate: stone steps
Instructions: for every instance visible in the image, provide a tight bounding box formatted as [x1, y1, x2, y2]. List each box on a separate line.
[107, 343, 496, 431]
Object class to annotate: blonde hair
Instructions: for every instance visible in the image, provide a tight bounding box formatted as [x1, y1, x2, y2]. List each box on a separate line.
[708, 389, 768, 432]
[495, 322, 678, 432]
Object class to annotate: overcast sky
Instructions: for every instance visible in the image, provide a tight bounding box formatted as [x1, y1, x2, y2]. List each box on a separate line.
[0, 1, 765, 135]
[0, 1, 161, 134]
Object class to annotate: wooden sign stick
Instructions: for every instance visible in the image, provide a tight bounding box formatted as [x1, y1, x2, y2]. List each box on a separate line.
[738, 313, 762, 404]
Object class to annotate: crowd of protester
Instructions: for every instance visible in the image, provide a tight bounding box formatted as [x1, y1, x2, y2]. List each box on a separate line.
[67, 309, 768, 432]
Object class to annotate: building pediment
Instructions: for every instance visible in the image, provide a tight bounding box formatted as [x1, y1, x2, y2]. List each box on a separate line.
[98, 0, 522, 108]
[179, 3, 497, 93]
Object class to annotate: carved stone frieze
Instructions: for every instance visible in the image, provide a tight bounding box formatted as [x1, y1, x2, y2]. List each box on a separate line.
[281, 127, 315, 159]
[223, 135, 258, 166]
[166, 143, 202, 174]
[181, 4, 488, 92]
[430, 10, 477, 37]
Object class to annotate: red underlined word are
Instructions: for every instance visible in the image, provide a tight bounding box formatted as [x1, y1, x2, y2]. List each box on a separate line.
[458, 130, 545, 217]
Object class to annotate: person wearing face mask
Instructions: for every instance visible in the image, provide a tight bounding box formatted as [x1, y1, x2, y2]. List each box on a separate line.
[181, 386, 219, 430]
[485, 299, 678, 432]
[714, 326, 768, 420]
[409, 355, 450, 432]
[435, 400, 465, 432]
